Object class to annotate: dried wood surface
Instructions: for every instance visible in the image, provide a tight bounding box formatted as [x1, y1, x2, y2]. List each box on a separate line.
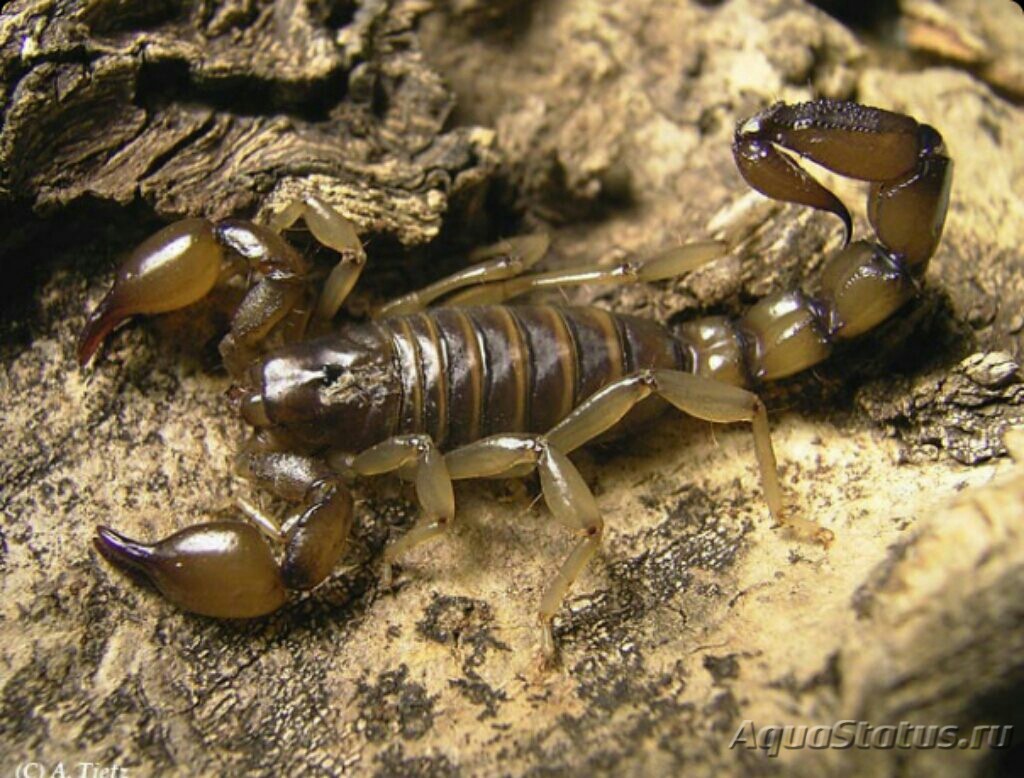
[2, 1, 1023, 776]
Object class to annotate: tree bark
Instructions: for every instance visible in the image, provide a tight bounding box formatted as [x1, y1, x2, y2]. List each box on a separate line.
[2, 1, 1022, 776]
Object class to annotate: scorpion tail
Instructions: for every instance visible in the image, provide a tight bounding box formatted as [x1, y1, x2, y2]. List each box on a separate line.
[732, 99, 951, 262]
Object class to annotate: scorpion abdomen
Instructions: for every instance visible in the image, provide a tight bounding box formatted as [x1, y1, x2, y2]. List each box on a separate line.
[379, 305, 683, 449]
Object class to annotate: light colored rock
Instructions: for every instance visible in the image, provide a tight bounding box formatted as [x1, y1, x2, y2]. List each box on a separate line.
[2, 0, 1022, 775]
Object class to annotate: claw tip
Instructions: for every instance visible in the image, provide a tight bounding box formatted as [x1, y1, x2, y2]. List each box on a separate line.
[94, 525, 152, 572]
[77, 292, 126, 367]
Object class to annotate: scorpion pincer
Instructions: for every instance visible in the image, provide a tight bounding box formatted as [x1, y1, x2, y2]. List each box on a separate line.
[79, 99, 952, 656]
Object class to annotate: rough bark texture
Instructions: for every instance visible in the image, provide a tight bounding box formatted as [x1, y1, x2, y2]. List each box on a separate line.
[2, 0, 1023, 776]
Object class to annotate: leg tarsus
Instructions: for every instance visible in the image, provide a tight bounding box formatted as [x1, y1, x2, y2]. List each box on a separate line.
[539, 616, 559, 667]
[538, 530, 603, 661]
[783, 516, 835, 547]
[381, 517, 449, 588]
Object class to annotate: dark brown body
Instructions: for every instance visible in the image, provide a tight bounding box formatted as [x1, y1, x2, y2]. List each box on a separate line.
[259, 306, 683, 452]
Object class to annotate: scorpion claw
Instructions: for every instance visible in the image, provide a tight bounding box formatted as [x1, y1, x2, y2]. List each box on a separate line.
[94, 522, 288, 618]
[733, 132, 854, 245]
[78, 218, 225, 366]
[280, 481, 354, 590]
[78, 288, 127, 366]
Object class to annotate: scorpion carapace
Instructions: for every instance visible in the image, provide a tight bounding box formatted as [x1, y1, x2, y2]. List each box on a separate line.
[80, 99, 951, 657]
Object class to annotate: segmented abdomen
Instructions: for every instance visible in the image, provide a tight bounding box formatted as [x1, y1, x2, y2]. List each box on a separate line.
[378, 306, 683, 448]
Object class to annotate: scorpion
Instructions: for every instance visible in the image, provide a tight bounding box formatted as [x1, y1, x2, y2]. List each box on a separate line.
[79, 99, 951, 657]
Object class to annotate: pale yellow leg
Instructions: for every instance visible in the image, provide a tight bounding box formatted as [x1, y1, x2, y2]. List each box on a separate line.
[268, 195, 368, 322]
[443, 434, 604, 660]
[442, 366, 827, 658]
[352, 435, 455, 584]
[375, 233, 551, 318]
[443, 240, 725, 306]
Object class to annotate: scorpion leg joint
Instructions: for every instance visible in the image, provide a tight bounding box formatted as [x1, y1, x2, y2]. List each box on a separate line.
[354, 436, 455, 585]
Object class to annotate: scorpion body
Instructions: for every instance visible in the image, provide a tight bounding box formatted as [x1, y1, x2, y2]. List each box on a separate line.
[248, 306, 680, 452]
[79, 99, 952, 657]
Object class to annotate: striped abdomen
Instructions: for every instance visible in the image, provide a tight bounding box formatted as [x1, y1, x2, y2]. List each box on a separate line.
[379, 306, 683, 448]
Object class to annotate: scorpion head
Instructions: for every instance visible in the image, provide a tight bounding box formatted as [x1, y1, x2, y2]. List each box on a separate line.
[236, 324, 401, 452]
